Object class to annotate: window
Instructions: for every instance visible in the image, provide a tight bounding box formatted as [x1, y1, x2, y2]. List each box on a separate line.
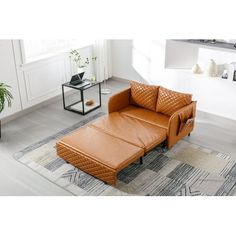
[22, 39, 94, 63]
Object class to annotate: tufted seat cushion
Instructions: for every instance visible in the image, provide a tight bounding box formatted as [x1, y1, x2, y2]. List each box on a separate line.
[58, 126, 144, 171]
[130, 81, 159, 111]
[120, 105, 170, 129]
[156, 86, 192, 116]
[90, 112, 167, 152]
[57, 83, 196, 186]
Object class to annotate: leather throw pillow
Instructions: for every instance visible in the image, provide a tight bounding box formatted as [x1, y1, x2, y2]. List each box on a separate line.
[156, 86, 192, 116]
[130, 81, 159, 111]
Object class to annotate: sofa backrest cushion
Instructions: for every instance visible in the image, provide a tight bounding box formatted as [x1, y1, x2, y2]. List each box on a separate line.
[130, 81, 159, 111]
[156, 86, 192, 116]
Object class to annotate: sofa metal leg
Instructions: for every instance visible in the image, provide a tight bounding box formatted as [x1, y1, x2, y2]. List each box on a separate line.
[188, 133, 191, 137]
[161, 140, 167, 148]
[140, 157, 143, 165]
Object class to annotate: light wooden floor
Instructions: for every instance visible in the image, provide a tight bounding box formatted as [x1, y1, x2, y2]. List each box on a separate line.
[0, 78, 236, 195]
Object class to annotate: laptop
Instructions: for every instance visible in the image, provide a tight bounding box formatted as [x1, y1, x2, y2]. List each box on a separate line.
[70, 72, 85, 85]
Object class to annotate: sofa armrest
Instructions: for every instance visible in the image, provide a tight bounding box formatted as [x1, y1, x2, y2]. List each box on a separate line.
[167, 101, 197, 149]
[108, 88, 131, 113]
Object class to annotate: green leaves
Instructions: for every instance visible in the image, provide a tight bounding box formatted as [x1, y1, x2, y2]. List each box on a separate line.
[0, 83, 13, 113]
[69, 49, 96, 69]
[70, 49, 83, 68]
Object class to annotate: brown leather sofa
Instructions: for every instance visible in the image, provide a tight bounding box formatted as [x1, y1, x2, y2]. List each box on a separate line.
[57, 81, 196, 185]
[108, 81, 196, 149]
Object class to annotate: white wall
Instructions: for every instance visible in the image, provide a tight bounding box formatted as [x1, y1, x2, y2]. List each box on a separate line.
[165, 40, 199, 69]
[0, 40, 94, 120]
[0, 40, 22, 119]
[111, 40, 144, 82]
[111, 39, 170, 84]
[1, 39, 236, 121]
[111, 39, 236, 120]
[14, 41, 94, 110]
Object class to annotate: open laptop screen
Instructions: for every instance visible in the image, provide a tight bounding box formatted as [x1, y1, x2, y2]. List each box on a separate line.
[70, 72, 85, 85]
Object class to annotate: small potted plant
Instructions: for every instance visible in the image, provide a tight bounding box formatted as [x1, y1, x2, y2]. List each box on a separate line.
[69, 49, 97, 81]
[0, 82, 13, 138]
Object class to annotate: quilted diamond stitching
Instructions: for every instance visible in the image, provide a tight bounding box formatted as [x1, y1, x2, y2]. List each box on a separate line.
[156, 87, 192, 116]
[130, 81, 158, 111]
[57, 143, 117, 185]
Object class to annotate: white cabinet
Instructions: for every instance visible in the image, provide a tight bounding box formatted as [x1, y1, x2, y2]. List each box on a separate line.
[0, 40, 22, 119]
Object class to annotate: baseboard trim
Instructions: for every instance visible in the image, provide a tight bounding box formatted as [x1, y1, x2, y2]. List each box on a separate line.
[1, 89, 76, 124]
[196, 109, 236, 123]
[111, 76, 130, 83]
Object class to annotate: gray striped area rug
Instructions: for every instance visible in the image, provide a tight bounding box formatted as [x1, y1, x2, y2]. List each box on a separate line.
[13, 112, 236, 196]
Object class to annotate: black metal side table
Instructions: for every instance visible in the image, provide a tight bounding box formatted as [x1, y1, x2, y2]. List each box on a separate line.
[62, 80, 101, 115]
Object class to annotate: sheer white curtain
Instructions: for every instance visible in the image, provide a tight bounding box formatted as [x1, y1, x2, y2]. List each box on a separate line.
[94, 40, 112, 82]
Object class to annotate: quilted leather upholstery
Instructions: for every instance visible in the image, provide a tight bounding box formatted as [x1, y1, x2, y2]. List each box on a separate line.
[57, 83, 196, 186]
[156, 86, 192, 116]
[57, 126, 144, 185]
[130, 81, 159, 111]
[57, 143, 118, 185]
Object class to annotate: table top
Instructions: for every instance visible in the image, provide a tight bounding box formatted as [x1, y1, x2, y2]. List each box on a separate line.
[62, 79, 101, 91]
